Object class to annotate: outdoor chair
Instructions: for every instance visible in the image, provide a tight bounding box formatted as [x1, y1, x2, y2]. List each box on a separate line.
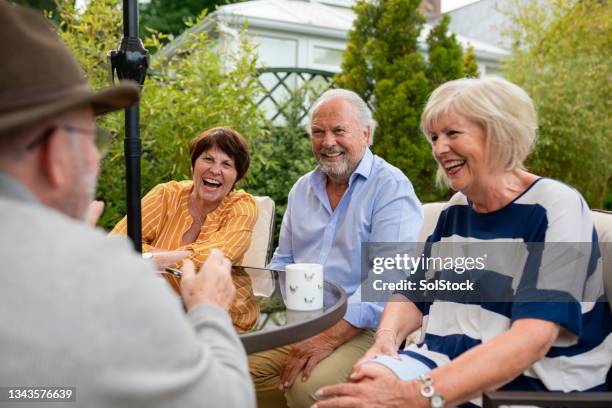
[482, 209, 612, 407]
[239, 195, 276, 296]
[417, 204, 612, 407]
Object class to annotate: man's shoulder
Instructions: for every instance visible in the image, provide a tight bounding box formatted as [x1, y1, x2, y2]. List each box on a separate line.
[370, 154, 411, 185]
[0, 199, 138, 268]
[0, 200, 166, 313]
[289, 169, 318, 193]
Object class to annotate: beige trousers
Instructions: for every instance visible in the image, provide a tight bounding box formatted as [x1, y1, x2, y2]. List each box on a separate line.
[249, 330, 374, 408]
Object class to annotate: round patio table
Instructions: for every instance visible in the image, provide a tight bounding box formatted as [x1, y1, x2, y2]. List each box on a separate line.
[236, 266, 347, 354]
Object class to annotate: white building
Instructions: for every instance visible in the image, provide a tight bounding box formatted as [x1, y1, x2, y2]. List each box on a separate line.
[431, 0, 512, 52]
[208, 0, 509, 76]
[158, 0, 510, 123]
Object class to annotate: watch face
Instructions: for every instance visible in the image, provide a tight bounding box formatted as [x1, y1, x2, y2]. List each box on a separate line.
[431, 394, 444, 408]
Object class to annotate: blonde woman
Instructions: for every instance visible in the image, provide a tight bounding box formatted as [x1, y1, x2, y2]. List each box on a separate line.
[315, 77, 610, 407]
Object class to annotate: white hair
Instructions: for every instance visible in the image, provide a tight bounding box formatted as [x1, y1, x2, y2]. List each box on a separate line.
[308, 88, 376, 143]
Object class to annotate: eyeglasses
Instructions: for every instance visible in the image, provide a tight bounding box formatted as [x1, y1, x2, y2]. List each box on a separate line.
[26, 125, 114, 157]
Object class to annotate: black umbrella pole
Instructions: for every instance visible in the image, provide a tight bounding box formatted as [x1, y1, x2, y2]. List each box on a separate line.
[109, 0, 148, 253]
[123, 0, 141, 252]
[125, 105, 142, 253]
[124, 0, 138, 37]
[108, 0, 148, 252]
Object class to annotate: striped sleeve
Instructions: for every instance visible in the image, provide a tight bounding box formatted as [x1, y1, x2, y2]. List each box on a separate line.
[179, 193, 258, 267]
[109, 183, 170, 252]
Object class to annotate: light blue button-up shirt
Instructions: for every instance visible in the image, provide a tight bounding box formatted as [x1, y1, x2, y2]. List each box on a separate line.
[268, 148, 423, 328]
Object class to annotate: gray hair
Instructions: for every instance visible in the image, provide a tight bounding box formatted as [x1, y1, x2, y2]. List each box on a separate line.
[308, 89, 376, 142]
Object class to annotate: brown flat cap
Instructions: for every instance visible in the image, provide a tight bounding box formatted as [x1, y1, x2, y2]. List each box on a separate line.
[0, 0, 140, 135]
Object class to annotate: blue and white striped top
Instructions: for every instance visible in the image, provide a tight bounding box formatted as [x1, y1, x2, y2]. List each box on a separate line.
[397, 178, 611, 406]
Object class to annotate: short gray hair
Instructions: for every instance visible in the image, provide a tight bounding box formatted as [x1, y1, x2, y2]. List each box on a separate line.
[421, 77, 538, 186]
[308, 89, 376, 141]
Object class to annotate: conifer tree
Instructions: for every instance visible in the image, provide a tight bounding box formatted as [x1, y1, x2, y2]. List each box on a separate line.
[463, 44, 480, 77]
[336, 0, 466, 201]
[335, 0, 433, 199]
[426, 14, 464, 89]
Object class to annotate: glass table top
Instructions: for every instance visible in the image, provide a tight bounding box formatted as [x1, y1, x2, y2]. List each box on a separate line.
[235, 266, 347, 353]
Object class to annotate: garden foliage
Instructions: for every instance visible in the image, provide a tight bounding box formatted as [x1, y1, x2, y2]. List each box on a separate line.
[243, 85, 317, 243]
[139, 0, 243, 39]
[52, 0, 266, 230]
[335, 0, 467, 202]
[463, 45, 480, 78]
[426, 14, 464, 89]
[503, 0, 611, 208]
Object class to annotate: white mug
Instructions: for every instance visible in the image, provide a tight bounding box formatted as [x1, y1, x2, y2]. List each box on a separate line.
[285, 263, 324, 311]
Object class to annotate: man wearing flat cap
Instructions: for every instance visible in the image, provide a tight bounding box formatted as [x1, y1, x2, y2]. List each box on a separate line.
[0, 2, 254, 406]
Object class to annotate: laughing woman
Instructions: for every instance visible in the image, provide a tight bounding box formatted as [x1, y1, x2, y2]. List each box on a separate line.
[110, 126, 259, 331]
[314, 77, 611, 407]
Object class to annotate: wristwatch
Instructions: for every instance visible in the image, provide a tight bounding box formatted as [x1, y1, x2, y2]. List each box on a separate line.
[418, 374, 445, 408]
[142, 252, 153, 260]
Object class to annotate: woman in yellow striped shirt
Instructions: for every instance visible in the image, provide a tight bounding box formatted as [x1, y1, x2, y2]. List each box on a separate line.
[110, 127, 259, 331]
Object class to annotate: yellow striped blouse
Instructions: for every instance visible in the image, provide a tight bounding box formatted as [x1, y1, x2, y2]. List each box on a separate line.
[110, 180, 259, 331]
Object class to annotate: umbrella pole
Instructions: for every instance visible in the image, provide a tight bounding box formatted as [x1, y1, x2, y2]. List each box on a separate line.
[110, 0, 149, 252]
[124, 97, 142, 253]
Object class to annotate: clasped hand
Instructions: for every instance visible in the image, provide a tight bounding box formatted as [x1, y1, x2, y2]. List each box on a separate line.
[313, 363, 420, 408]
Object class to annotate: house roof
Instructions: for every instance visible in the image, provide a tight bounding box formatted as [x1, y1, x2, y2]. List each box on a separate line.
[160, 0, 509, 62]
[215, 0, 354, 39]
[431, 0, 511, 50]
[214, 0, 509, 59]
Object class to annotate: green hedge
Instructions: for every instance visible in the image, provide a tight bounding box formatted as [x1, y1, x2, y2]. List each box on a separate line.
[51, 0, 266, 230]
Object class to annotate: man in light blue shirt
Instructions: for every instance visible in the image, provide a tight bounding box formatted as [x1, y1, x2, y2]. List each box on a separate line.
[249, 89, 423, 407]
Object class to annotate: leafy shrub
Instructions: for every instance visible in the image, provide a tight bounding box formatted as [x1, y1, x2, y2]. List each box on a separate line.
[243, 85, 317, 245]
[51, 0, 266, 230]
[503, 0, 611, 208]
[335, 0, 467, 203]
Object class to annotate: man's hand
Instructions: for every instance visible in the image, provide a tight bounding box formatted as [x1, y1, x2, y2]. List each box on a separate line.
[150, 250, 192, 270]
[313, 363, 420, 408]
[279, 320, 361, 389]
[85, 200, 105, 226]
[180, 249, 234, 311]
[279, 332, 337, 390]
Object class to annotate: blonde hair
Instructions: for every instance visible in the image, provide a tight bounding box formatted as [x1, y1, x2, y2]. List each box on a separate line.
[421, 77, 538, 187]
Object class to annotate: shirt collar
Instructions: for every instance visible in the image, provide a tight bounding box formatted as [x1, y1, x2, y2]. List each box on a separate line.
[352, 147, 374, 181]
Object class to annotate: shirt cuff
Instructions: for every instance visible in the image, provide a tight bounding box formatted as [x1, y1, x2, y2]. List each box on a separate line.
[369, 355, 431, 381]
[343, 301, 383, 329]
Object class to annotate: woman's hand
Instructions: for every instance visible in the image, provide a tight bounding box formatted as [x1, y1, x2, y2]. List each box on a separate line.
[180, 249, 235, 311]
[149, 250, 192, 270]
[354, 330, 400, 368]
[314, 363, 422, 408]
